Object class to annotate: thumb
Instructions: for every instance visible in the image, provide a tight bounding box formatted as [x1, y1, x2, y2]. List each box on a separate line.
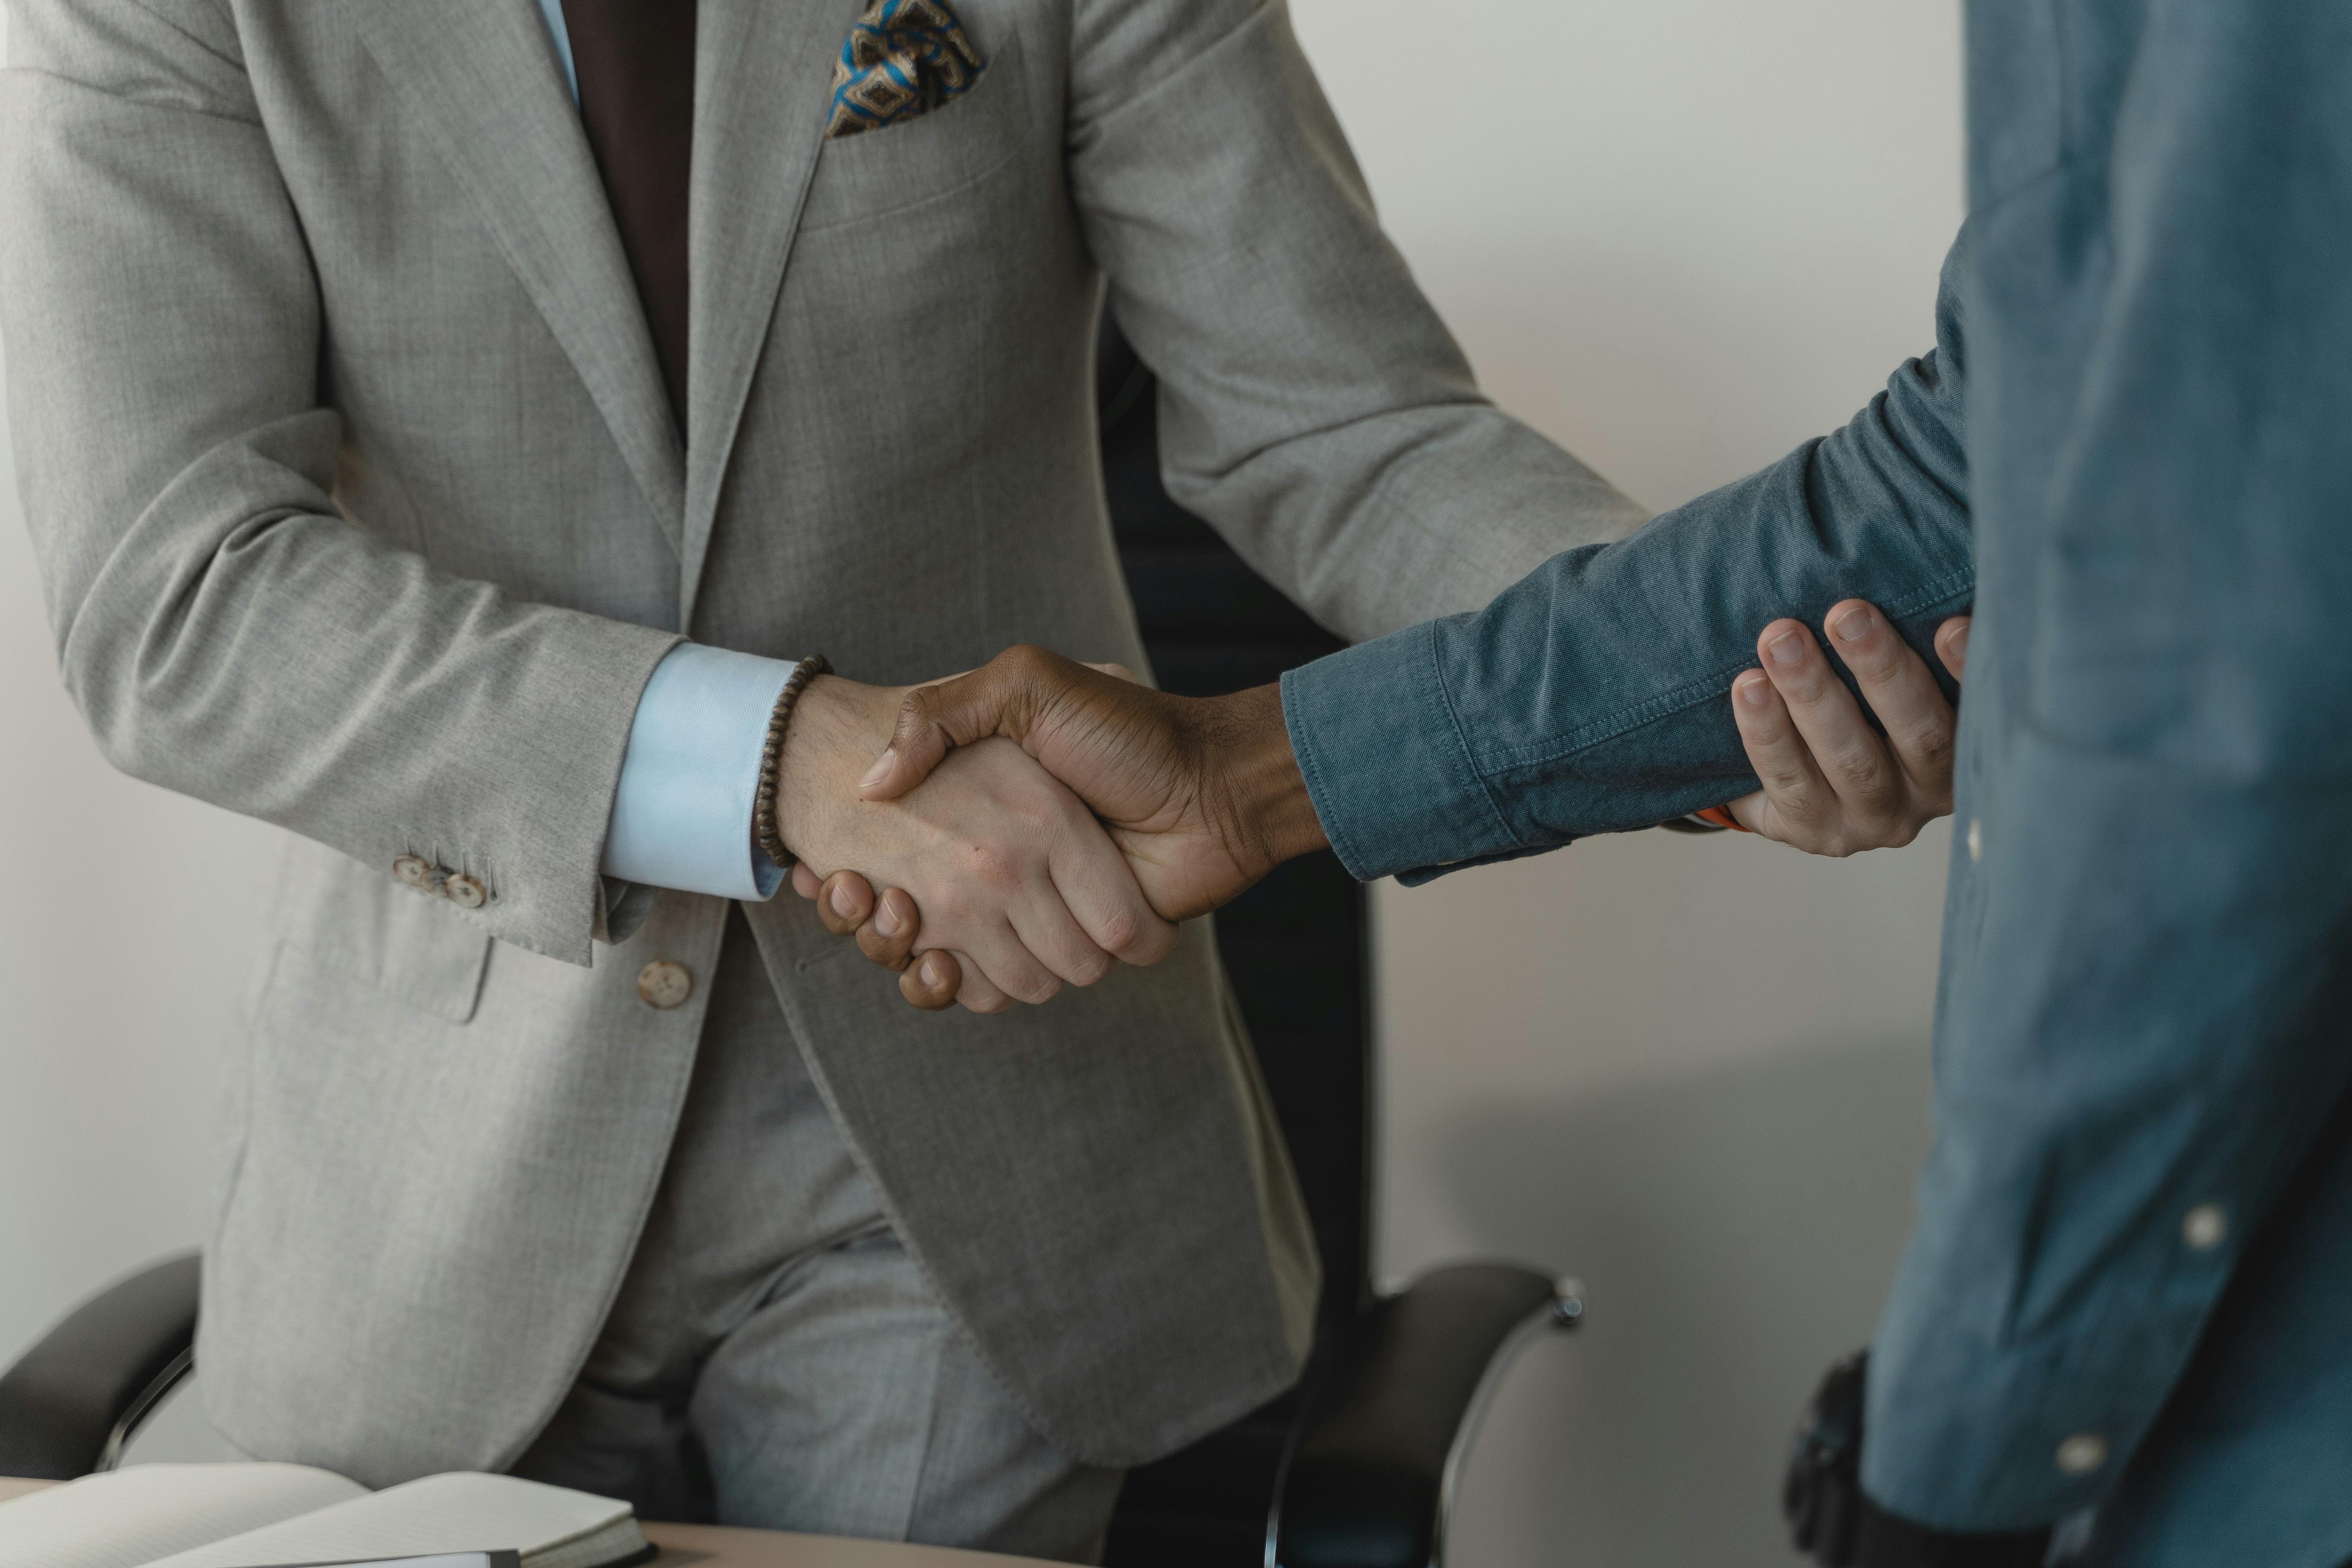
[1935, 616, 1971, 682]
[858, 645, 1068, 800]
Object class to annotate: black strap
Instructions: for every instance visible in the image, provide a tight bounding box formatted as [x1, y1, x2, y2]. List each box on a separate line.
[1785, 1350, 2056, 1568]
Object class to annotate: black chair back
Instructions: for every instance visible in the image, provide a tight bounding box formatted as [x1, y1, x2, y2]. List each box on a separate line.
[1095, 316, 1372, 1326]
[1097, 315, 1373, 1565]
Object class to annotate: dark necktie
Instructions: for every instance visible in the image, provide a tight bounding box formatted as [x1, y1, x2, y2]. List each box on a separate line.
[560, 0, 698, 435]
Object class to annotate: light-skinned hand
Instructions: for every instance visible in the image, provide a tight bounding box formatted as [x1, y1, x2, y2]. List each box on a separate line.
[776, 674, 1177, 1012]
[1721, 601, 1969, 851]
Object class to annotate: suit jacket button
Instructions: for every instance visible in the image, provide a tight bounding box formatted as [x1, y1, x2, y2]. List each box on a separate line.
[393, 855, 432, 888]
[638, 961, 693, 1010]
[445, 873, 488, 909]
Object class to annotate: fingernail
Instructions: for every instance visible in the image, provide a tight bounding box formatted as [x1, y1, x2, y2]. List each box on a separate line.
[1737, 674, 1771, 708]
[875, 898, 902, 937]
[858, 749, 896, 790]
[1769, 630, 1808, 667]
[1834, 607, 1873, 643]
[1946, 623, 1971, 660]
[830, 883, 858, 919]
[921, 954, 948, 988]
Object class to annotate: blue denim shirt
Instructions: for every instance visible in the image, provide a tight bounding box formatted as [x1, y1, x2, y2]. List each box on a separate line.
[1283, 7, 2352, 1562]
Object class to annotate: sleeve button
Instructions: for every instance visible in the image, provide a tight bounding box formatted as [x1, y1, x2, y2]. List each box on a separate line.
[2055, 1433, 2108, 1475]
[444, 873, 488, 910]
[393, 856, 433, 888]
[2183, 1203, 2229, 1251]
[638, 961, 693, 1010]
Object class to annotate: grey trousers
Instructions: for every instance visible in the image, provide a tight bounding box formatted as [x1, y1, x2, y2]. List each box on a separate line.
[512, 909, 1123, 1562]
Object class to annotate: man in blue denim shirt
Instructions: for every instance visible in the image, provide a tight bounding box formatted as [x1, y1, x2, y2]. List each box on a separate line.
[836, 7, 2352, 1564]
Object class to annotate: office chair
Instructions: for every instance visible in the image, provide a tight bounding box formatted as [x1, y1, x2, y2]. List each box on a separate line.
[0, 311, 1581, 1568]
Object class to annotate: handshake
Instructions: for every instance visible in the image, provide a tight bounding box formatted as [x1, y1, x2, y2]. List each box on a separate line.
[781, 598, 1971, 1012]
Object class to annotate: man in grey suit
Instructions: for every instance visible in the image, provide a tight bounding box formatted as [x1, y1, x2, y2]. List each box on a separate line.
[0, 0, 1955, 1556]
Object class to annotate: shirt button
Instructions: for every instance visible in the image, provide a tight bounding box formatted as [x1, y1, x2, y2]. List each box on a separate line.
[444, 873, 488, 910]
[1967, 819, 1983, 862]
[393, 855, 433, 888]
[2182, 1203, 2229, 1251]
[638, 961, 693, 1010]
[2055, 1433, 2108, 1475]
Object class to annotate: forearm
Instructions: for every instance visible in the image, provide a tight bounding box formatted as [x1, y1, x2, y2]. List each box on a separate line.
[1282, 246, 1975, 881]
[39, 420, 678, 964]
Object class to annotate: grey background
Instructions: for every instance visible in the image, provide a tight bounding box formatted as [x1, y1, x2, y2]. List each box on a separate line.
[0, 1, 1963, 1562]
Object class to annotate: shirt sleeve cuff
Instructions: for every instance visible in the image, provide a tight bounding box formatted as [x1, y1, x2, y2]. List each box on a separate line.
[1279, 620, 1525, 883]
[600, 643, 794, 901]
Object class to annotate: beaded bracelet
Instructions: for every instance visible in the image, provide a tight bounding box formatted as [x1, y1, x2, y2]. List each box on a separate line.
[755, 652, 833, 869]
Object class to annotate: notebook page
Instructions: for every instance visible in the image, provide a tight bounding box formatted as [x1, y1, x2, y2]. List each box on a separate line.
[0, 1463, 366, 1568]
[145, 1473, 634, 1568]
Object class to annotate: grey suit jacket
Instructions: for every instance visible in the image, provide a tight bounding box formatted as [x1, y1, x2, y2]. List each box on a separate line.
[0, 0, 1641, 1479]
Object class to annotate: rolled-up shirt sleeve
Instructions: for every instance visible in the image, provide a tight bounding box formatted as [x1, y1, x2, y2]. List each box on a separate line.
[601, 644, 793, 901]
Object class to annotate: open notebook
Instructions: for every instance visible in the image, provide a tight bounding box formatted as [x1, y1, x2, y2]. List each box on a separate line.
[0, 1465, 651, 1568]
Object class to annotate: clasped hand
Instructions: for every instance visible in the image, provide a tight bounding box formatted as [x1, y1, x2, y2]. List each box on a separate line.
[789, 601, 1969, 1012]
[772, 676, 1178, 1008]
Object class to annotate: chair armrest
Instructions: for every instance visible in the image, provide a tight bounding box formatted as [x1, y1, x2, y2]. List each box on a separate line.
[0, 1252, 201, 1479]
[1272, 1263, 1579, 1568]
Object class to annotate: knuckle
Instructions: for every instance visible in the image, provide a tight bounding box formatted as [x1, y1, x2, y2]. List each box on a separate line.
[1001, 644, 1053, 681]
[1828, 750, 1892, 797]
[962, 844, 1023, 893]
[1093, 907, 1143, 958]
[1760, 761, 1815, 800]
[898, 686, 939, 728]
[1781, 669, 1827, 705]
[1904, 725, 1958, 777]
[1774, 791, 1831, 831]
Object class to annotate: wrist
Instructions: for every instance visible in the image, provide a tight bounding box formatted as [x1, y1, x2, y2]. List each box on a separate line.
[772, 674, 906, 864]
[1198, 683, 1327, 875]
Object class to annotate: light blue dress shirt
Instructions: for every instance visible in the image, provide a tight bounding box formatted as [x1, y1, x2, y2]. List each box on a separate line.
[532, 0, 794, 902]
[606, 644, 791, 901]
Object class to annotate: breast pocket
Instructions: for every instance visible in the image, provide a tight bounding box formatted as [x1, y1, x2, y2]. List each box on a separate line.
[797, 20, 1033, 235]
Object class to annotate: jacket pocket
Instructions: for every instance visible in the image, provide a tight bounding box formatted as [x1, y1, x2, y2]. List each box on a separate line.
[798, 20, 1031, 235]
[272, 842, 493, 1024]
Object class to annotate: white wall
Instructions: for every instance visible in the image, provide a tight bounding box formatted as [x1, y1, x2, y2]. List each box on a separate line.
[0, 3, 1964, 1562]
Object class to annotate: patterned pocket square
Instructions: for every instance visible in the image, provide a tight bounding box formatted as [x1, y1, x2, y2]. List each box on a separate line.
[825, 0, 987, 140]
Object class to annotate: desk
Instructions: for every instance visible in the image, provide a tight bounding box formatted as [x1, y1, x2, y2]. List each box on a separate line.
[0, 1478, 1050, 1567]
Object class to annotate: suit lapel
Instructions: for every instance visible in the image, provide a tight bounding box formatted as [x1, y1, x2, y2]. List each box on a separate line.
[679, 0, 855, 630]
[349, 0, 688, 562]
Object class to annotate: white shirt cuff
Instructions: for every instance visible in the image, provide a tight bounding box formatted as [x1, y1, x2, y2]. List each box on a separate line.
[601, 644, 795, 901]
